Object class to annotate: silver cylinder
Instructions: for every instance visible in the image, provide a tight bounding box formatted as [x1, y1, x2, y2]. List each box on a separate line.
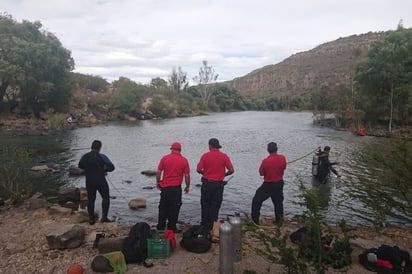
[219, 219, 234, 274]
[312, 155, 319, 176]
[229, 213, 242, 262]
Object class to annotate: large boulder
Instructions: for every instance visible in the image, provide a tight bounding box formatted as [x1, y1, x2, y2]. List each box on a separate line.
[46, 224, 85, 249]
[58, 188, 80, 202]
[69, 165, 85, 175]
[27, 192, 48, 210]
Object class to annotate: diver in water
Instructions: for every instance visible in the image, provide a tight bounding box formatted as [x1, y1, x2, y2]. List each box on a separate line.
[315, 146, 340, 183]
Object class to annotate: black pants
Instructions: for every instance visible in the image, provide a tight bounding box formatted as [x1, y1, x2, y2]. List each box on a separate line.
[86, 180, 110, 220]
[201, 181, 224, 230]
[157, 186, 182, 231]
[251, 181, 284, 225]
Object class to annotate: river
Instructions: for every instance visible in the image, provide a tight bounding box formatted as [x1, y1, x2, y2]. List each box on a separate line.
[0, 111, 388, 227]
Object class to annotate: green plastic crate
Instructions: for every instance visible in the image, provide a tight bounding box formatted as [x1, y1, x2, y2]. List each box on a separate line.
[147, 230, 171, 259]
[147, 238, 171, 259]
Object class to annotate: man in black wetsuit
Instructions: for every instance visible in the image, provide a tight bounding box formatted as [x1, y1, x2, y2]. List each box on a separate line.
[316, 146, 340, 183]
[79, 140, 115, 224]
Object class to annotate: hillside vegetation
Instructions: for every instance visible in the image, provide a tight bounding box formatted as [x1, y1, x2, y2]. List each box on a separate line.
[228, 32, 385, 98]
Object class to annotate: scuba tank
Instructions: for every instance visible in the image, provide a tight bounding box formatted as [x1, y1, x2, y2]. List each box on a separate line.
[312, 154, 319, 176]
[229, 213, 242, 262]
[219, 217, 234, 274]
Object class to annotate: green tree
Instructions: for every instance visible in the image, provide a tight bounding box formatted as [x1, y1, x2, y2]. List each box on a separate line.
[150, 77, 168, 90]
[168, 67, 188, 93]
[0, 14, 74, 115]
[71, 72, 108, 91]
[356, 27, 412, 133]
[111, 77, 147, 116]
[193, 60, 218, 107]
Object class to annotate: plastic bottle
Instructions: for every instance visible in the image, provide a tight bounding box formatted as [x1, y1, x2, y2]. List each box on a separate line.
[219, 218, 233, 274]
[229, 213, 242, 262]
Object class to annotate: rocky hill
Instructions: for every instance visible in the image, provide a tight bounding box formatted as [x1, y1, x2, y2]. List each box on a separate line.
[227, 32, 386, 97]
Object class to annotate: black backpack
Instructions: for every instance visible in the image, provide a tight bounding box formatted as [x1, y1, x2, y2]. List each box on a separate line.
[359, 245, 412, 274]
[122, 222, 151, 264]
[180, 225, 211, 253]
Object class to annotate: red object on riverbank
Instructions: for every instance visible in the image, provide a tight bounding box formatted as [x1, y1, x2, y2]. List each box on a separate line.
[357, 129, 366, 136]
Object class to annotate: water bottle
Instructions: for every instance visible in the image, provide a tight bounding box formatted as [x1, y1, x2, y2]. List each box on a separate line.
[219, 218, 234, 274]
[229, 213, 242, 262]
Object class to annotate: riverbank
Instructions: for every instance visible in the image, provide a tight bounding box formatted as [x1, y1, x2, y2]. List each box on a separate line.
[2, 112, 412, 139]
[1, 202, 411, 274]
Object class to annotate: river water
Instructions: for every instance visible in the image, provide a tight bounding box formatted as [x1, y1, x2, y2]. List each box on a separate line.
[0, 111, 387, 227]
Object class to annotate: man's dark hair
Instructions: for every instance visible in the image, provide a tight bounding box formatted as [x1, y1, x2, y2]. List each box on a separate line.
[267, 142, 278, 154]
[91, 140, 102, 150]
[324, 146, 331, 152]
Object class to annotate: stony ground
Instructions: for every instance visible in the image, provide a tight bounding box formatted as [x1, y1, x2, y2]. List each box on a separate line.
[0, 203, 411, 274]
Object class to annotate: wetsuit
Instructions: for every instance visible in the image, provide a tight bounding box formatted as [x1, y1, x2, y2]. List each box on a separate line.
[316, 150, 338, 183]
[79, 150, 115, 221]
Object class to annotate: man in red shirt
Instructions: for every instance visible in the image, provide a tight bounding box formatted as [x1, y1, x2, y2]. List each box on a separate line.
[251, 142, 287, 226]
[197, 138, 234, 230]
[156, 142, 190, 232]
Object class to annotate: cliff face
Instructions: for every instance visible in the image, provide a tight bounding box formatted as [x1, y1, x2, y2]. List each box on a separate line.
[228, 32, 386, 97]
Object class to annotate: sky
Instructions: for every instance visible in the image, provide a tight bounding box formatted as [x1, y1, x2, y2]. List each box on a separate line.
[2, 0, 412, 85]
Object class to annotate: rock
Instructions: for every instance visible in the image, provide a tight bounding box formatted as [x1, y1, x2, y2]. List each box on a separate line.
[71, 211, 90, 224]
[141, 170, 157, 176]
[31, 192, 44, 199]
[128, 198, 147, 210]
[48, 205, 73, 216]
[28, 197, 48, 210]
[79, 187, 87, 201]
[60, 201, 79, 211]
[46, 224, 85, 249]
[31, 165, 49, 171]
[31, 163, 60, 173]
[46, 163, 60, 172]
[58, 187, 80, 202]
[69, 165, 85, 175]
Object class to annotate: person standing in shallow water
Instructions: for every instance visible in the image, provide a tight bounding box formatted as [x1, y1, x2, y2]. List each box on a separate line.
[251, 142, 286, 226]
[156, 142, 190, 233]
[197, 138, 234, 230]
[78, 140, 115, 224]
[316, 145, 340, 184]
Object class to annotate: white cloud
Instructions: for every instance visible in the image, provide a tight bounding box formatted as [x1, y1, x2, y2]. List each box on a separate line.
[2, 0, 412, 83]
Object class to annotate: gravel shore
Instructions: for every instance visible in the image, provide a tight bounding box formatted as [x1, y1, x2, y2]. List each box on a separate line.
[1, 203, 411, 274]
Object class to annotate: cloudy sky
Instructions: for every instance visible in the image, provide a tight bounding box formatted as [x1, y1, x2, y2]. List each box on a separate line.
[2, 0, 412, 84]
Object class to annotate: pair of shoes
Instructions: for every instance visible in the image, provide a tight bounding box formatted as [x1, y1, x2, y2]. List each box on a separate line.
[100, 218, 115, 223]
